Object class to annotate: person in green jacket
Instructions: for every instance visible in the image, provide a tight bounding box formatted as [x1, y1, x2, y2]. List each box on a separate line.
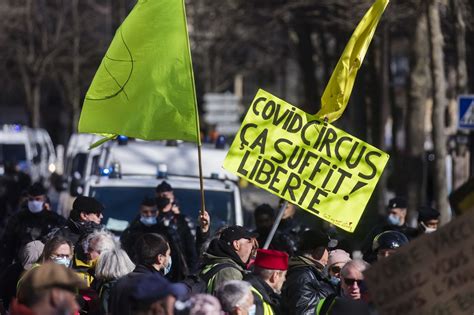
[200, 226, 257, 294]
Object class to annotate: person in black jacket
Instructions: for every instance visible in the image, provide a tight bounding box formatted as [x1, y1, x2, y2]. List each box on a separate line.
[244, 249, 288, 315]
[0, 183, 65, 269]
[155, 196, 198, 280]
[109, 233, 172, 315]
[281, 229, 336, 315]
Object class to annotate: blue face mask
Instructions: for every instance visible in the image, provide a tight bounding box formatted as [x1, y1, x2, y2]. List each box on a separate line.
[52, 257, 71, 268]
[387, 214, 402, 226]
[329, 276, 340, 286]
[163, 257, 172, 275]
[140, 216, 157, 226]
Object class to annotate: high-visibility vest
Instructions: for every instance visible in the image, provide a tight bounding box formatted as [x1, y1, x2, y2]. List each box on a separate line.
[251, 286, 274, 315]
[315, 295, 337, 315]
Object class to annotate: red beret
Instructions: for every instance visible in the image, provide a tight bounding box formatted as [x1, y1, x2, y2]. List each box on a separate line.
[254, 249, 289, 271]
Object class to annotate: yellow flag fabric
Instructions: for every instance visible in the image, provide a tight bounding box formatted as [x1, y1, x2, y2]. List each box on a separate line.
[78, 0, 200, 144]
[316, 0, 389, 122]
[223, 90, 390, 232]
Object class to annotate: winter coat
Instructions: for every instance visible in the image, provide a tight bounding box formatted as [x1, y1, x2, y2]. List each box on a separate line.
[199, 238, 246, 294]
[0, 209, 65, 268]
[281, 256, 336, 315]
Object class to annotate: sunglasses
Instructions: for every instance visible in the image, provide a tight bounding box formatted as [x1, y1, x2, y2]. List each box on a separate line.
[343, 278, 364, 286]
[330, 266, 342, 274]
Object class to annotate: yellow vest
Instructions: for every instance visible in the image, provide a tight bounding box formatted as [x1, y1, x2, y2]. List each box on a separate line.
[251, 286, 274, 315]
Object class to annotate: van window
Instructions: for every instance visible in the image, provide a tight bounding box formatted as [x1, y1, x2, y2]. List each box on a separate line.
[70, 153, 87, 178]
[0, 144, 27, 163]
[90, 186, 235, 233]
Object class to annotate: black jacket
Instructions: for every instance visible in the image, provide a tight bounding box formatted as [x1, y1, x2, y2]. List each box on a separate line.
[109, 264, 162, 315]
[120, 214, 197, 282]
[0, 209, 65, 268]
[281, 256, 336, 315]
[244, 274, 282, 315]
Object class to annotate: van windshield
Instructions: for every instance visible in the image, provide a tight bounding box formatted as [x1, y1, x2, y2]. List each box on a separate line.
[0, 144, 27, 163]
[90, 186, 235, 233]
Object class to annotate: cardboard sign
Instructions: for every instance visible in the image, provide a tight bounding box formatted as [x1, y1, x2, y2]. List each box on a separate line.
[364, 210, 474, 315]
[223, 89, 389, 232]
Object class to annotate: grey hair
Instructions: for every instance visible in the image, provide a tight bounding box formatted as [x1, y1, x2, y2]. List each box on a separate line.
[216, 280, 251, 312]
[83, 229, 117, 254]
[340, 259, 370, 278]
[95, 248, 135, 280]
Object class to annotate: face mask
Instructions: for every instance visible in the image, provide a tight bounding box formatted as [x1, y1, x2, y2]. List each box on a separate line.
[28, 200, 44, 213]
[248, 304, 256, 315]
[163, 256, 172, 275]
[140, 216, 157, 226]
[421, 222, 436, 234]
[387, 214, 402, 226]
[52, 257, 71, 268]
[329, 276, 340, 286]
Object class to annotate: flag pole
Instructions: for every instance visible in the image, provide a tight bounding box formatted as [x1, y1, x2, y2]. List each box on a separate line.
[263, 201, 288, 249]
[197, 143, 206, 215]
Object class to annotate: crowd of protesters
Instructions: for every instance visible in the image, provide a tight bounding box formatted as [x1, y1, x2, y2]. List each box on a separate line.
[0, 168, 441, 315]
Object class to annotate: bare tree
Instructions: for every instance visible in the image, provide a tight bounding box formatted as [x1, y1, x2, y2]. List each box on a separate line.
[427, 0, 449, 223]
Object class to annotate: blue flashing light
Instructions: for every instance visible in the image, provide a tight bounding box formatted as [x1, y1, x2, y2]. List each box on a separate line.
[117, 135, 128, 145]
[100, 167, 112, 176]
[13, 124, 22, 132]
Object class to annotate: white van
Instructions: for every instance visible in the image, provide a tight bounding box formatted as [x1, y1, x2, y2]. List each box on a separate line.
[79, 139, 243, 233]
[0, 125, 41, 181]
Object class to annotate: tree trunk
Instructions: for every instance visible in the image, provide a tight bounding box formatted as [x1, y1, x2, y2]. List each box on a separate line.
[292, 21, 319, 113]
[450, 0, 470, 189]
[427, 0, 450, 224]
[406, 9, 430, 223]
[71, 0, 81, 133]
[31, 82, 41, 128]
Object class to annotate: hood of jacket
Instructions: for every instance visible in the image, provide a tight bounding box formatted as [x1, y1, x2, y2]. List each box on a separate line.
[288, 255, 324, 272]
[202, 239, 246, 270]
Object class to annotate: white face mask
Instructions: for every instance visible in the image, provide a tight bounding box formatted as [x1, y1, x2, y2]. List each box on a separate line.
[163, 256, 172, 275]
[28, 200, 44, 213]
[387, 214, 402, 226]
[421, 222, 436, 234]
[248, 304, 256, 315]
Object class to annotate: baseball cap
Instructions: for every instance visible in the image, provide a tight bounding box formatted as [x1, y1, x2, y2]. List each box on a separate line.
[298, 229, 331, 252]
[220, 225, 258, 244]
[254, 249, 289, 270]
[131, 273, 187, 304]
[17, 263, 87, 303]
[388, 197, 407, 209]
[73, 196, 104, 214]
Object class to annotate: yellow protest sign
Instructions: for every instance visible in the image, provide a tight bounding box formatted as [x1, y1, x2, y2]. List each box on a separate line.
[223, 89, 389, 232]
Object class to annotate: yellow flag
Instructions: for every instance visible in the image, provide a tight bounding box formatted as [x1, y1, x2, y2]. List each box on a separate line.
[316, 0, 389, 122]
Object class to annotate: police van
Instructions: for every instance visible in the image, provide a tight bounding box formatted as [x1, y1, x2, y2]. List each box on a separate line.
[71, 137, 243, 233]
[0, 124, 56, 182]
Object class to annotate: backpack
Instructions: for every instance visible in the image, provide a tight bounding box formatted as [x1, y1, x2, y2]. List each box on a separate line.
[181, 262, 239, 294]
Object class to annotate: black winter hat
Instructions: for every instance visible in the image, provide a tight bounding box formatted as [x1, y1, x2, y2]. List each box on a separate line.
[28, 183, 46, 196]
[417, 206, 440, 223]
[387, 197, 407, 209]
[72, 196, 104, 214]
[254, 203, 275, 218]
[156, 181, 173, 193]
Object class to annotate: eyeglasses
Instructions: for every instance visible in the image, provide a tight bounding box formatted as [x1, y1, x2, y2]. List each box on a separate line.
[343, 278, 364, 286]
[330, 266, 342, 274]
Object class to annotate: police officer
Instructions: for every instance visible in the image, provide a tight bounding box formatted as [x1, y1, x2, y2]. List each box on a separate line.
[372, 230, 409, 261]
[244, 249, 288, 315]
[0, 183, 65, 269]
